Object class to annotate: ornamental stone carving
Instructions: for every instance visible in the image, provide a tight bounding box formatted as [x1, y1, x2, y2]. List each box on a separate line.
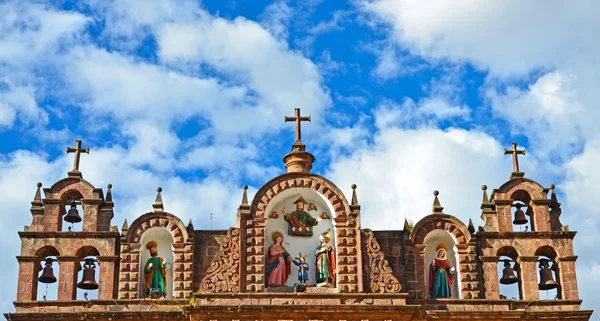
[200, 228, 241, 293]
[362, 229, 401, 293]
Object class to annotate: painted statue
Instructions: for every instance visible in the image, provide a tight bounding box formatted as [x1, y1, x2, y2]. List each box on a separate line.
[144, 241, 168, 298]
[281, 197, 322, 237]
[292, 253, 309, 284]
[429, 244, 456, 298]
[266, 231, 292, 287]
[315, 229, 336, 286]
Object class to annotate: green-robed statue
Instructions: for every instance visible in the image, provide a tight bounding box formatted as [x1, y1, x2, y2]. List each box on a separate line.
[282, 197, 322, 237]
[144, 241, 168, 298]
[429, 243, 455, 298]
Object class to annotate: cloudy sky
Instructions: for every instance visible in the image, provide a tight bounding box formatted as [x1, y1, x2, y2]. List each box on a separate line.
[1, 0, 598, 316]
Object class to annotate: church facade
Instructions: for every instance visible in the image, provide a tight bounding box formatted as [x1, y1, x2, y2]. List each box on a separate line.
[3, 109, 593, 320]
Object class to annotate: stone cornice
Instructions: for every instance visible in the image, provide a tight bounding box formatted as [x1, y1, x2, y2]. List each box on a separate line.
[476, 231, 577, 239]
[18, 231, 120, 239]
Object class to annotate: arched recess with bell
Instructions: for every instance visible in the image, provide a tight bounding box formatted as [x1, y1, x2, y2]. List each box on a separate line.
[493, 177, 551, 233]
[119, 212, 193, 300]
[25, 177, 112, 233]
[243, 172, 360, 293]
[407, 214, 478, 299]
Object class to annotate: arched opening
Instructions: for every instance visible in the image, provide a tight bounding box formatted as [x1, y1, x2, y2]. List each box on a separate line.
[139, 227, 174, 299]
[511, 190, 534, 232]
[75, 246, 100, 300]
[496, 246, 522, 300]
[35, 246, 60, 301]
[263, 188, 336, 289]
[424, 229, 460, 299]
[535, 246, 561, 300]
[60, 191, 84, 232]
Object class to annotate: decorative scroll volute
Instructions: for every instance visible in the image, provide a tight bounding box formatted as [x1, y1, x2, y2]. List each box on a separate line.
[362, 229, 401, 293]
[200, 228, 240, 293]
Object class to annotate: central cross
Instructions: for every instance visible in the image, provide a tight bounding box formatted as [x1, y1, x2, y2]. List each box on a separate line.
[504, 142, 526, 172]
[66, 140, 90, 172]
[285, 108, 311, 143]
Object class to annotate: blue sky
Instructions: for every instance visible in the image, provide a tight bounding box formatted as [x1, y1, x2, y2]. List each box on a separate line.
[1, 0, 599, 316]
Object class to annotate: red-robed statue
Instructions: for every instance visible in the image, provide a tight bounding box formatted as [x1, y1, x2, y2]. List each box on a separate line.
[429, 244, 456, 298]
[265, 231, 292, 287]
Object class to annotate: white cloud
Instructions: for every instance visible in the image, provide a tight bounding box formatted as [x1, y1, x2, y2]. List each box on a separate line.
[259, 0, 294, 41]
[374, 97, 470, 130]
[359, 0, 600, 77]
[327, 126, 510, 230]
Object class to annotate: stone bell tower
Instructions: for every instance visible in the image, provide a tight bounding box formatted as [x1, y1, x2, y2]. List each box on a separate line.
[15, 140, 120, 303]
[479, 142, 579, 301]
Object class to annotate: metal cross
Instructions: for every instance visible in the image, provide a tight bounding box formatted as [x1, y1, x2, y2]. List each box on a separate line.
[285, 108, 311, 143]
[504, 142, 526, 172]
[66, 140, 89, 172]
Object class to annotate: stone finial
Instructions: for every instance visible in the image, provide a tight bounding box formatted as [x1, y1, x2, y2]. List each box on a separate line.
[481, 185, 489, 203]
[350, 184, 360, 211]
[152, 187, 164, 212]
[106, 184, 113, 202]
[432, 190, 444, 214]
[122, 219, 128, 231]
[480, 185, 494, 211]
[549, 184, 561, 210]
[31, 182, 43, 208]
[241, 185, 249, 205]
[468, 218, 476, 235]
[351, 184, 358, 205]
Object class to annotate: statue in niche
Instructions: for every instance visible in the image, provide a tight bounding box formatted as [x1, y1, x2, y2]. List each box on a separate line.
[265, 231, 292, 287]
[292, 253, 309, 284]
[144, 241, 168, 298]
[429, 244, 456, 298]
[315, 229, 336, 287]
[281, 197, 322, 237]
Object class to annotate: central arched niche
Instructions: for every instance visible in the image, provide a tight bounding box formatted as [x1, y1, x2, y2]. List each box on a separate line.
[264, 187, 336, 288]
[139, 227, 175, 299]
[424, 229, 461, 299]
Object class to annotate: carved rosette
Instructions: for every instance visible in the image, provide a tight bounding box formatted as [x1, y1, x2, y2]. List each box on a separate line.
[362, 229, 401, 293]
[200, 228, 241, 293]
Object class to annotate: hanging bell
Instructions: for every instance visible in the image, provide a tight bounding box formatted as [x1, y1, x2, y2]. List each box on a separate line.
[77, 259, 98, 290]
[538, 259, 559, 290]
[38, 258, 57, 284]
[513, 204, 528, 225]
[64, 200, 82, 224]
[499, 259, 519, 285]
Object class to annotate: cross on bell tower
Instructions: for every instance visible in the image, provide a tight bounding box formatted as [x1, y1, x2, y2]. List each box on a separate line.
[66, 139, 89, 178]
[282, 108, 315, 173]
[504, 142, 526, 178]
[285, 108, 311, 145]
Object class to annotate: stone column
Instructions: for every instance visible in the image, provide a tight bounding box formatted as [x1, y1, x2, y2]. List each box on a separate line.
[531, 200, 551, 232]
[16, 256, 38, 301]
[57, 256, 79, 301]
[480, 256, 500, 299]
[80, 199, 101, 232]
[518, 256, 540, 301]
[558, 256, 579, 300]
[96, 255, 119, 300]
[494, 200, 513, 232]
[415, 244, 427, 299]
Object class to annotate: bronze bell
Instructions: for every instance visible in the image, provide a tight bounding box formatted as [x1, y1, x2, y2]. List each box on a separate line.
[77, 259, 98, 290]
[499, 259, 519, 285]
[513, 204, 528, 225]
[538, 259, 559, 290]
[38, 258, 57, 284]
[64, 200, 82, 224]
